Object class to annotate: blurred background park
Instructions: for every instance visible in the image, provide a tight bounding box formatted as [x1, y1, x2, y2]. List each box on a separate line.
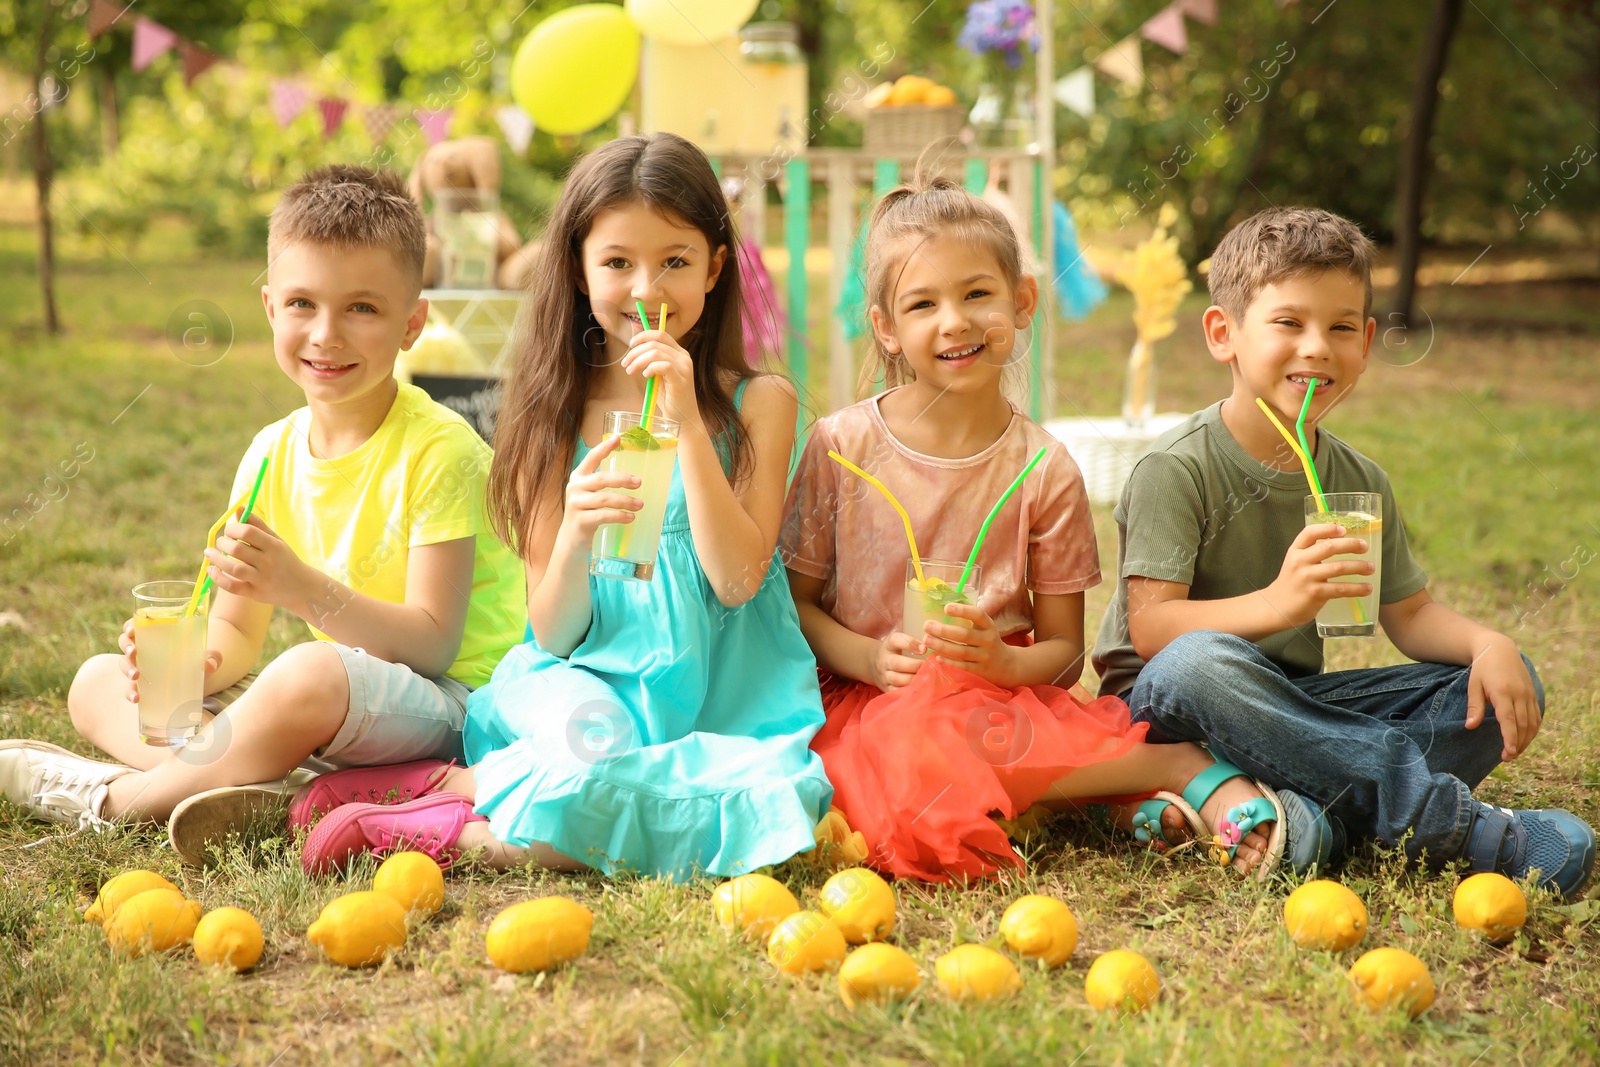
[2, 1, 1599, 1064]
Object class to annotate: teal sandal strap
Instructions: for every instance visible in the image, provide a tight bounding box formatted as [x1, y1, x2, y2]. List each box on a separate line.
[1179, 760, 1248, 814]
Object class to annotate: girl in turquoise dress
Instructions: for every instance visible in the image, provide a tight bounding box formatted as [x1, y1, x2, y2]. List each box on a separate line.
[296, 133, 831, 879]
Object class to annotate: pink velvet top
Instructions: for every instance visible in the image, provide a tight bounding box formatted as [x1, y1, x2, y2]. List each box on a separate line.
[781, 389, 1100, 640]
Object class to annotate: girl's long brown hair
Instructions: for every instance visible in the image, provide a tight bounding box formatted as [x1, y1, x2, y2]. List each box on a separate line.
[488, 133, 754, 555]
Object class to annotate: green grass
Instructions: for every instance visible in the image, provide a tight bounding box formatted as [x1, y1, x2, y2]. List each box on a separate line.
[2, 216, 1598, 1066]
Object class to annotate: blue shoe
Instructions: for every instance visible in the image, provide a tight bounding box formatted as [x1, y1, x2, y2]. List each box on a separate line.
[1277, 788, 1345, 876]
[1463, 804, 1596, 900]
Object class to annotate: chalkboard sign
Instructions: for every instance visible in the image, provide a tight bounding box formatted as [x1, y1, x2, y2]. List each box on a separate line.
[413, 374, 503, 443]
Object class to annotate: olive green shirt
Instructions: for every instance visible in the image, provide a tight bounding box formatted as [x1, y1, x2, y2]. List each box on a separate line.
[1093, 401, 1428, 698]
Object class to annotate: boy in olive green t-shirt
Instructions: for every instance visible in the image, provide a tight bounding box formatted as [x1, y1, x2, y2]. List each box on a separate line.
[1092, 207, 1592, 897]
[0, 166, 525, 864]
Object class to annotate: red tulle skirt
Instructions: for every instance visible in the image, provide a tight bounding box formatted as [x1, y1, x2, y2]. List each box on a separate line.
[813, 653, 1149, 883]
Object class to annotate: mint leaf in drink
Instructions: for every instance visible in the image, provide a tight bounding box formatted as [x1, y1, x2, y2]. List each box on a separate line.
[921, 579, 971, 608]
[618, 425, 660, 451]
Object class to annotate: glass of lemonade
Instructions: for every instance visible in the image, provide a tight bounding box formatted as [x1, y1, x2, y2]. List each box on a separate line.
[902, 559, 981, 658]
[1304, 492, 1382, 638]
[132, 581, 209, 746]
[591, 411, 680, 581]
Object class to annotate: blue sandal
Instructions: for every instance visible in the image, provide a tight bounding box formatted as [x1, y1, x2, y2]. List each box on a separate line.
[1175, 761, 1287, 880]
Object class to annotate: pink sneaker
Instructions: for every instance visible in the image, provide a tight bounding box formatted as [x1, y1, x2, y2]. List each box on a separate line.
[288, 759, 453, 832]
[301, 792, 486, 876]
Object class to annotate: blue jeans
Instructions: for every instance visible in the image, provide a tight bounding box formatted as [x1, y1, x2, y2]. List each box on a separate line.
[1124, 632, 1544, 864]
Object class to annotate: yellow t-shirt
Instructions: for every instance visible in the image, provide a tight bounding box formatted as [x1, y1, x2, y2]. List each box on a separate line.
[228, 383, 524, 688]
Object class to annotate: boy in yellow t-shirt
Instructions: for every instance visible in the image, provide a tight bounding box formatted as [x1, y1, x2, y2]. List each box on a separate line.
[0, 165, 524, 863]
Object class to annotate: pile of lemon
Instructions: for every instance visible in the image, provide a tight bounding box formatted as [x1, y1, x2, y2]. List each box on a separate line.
[84, 870, 263, 972]
[863, 75, 958, 110]
[1282, 872, 1528, 1020]
[713, 868, 1161, 1012]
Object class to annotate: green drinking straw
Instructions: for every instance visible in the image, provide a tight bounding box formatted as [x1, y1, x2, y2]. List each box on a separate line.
[195, 455, 269, 604]
[634, 299, 658, 429]
[955, 446, 1048, 594]
[1295, 378, 1328, 503]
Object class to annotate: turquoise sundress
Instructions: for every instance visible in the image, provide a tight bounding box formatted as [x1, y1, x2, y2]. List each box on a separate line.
[463, 385, 832, 879]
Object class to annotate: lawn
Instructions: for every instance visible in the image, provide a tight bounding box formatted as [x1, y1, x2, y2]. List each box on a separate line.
[2, 208, 1598, 1066]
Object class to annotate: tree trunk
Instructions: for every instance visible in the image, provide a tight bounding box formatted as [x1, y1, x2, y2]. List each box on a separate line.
[1391, 0, 1463, 329]
[32, 2, 61, 335]
[98, 63, 119, 156]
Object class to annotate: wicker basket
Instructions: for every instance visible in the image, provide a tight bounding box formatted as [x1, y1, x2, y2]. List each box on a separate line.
[1043, 415, 1188, 506]
[864, 105, 963, 154]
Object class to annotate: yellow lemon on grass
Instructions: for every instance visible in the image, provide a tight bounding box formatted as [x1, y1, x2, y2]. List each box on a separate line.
[84, 870, 179, 926]
[712, 873, 799, 941]
[104, 888, 202, 956]
[1083, 950, 1161, 1013]
[935, 944, 1022, 1002]
[818, 867, 896, 944]
[1000, 895, 1078, 968]
[193, 907, 264, 972]
[307, 891, 407, 968]
[767, 911, 847, 975]
[1283, 880, 1369, 951]
[372, 852, 445, 919]
[486, 897, 594, 974]
[838, 943, 922, 1009]
[1348, 947, 1435, 1018]
[1453, 872, 1527, 943]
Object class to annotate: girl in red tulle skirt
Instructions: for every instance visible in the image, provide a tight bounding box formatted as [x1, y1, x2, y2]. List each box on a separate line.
[777, 175, 1282, 883]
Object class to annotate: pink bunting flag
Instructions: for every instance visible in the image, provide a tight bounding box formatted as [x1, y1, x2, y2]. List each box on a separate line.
[737, 237, 787, 366]
[179, 40, 220, 87]
[1141, 3, 1189, 55]
[131, 17, 178, 72]
[318, 97, 349, 139]
[271, 80, 310, 127]
[1179, 0, 1218, 25]
[87, 0, 125, 38]
[414, 107, 454, 146]
[362, 104, 400, 143]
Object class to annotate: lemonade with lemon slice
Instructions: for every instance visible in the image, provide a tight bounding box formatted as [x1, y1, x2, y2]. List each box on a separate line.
[592, 412, 679, 582]
[1305, 494, 1382, 638]
[132, 581, 208, 745]
[902, 560, 980, 658]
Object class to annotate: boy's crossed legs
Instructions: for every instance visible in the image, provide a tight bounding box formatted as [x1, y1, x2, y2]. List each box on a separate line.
[0, 642, 465, 864]
[1127, 631, 1594, 896]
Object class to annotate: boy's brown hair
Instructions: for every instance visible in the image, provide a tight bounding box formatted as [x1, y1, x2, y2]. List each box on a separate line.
[268, 164, 426, 285]
[1207, 206, 1376, 318]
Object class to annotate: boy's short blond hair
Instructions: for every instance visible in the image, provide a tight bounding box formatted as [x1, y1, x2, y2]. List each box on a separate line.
[268, 165, 426, 286]
[1207, 206, 1376, 319]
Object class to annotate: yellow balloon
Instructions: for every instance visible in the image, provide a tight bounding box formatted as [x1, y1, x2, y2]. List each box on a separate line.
[512, 5, 641, 136]
[625, 0, 759, 46]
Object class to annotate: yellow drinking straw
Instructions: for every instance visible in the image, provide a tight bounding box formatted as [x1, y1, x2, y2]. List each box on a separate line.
[182, 487, 251, 616]
[1254, 397, 1327, 514]
[1254, 397, 1367, 624]
[826, 451, 926, 588]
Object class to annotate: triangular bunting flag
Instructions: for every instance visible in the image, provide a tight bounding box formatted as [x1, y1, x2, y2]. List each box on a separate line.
[1054, 67, 1095, 119]
[131, 17, 178, 72]
[87, 0, 125, 38]
[1180, 0, 1218, 26]
[495, 105, 535, 155]
[271, 80, 310, 127]
[179, 41, 220, 87]
[1141, 3, 1189, 55]
[414, 108, 454, 146]
[362, 104, 400, 143]
[318, 97, 348, 139]
[1092, 35, 1143, 87]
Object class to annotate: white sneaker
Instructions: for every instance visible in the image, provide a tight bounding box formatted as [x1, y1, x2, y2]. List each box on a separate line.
[0, 740, 132, 830]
